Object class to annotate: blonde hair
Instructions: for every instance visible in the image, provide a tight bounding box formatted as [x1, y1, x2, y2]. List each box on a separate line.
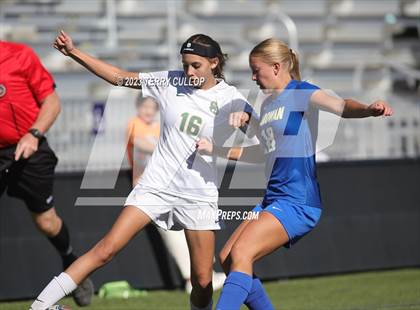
[250, 38, 301, 81]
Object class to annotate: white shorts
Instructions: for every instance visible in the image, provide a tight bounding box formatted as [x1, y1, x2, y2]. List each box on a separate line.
[124, 185, 222, 231]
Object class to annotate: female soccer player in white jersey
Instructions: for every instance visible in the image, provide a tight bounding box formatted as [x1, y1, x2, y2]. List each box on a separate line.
[198, 38, 393, 310]
[30, 31, 251, 310]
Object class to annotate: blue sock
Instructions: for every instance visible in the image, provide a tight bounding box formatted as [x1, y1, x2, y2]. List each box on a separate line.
[244, 277, 274, 310]
[216, 271, 253, 310]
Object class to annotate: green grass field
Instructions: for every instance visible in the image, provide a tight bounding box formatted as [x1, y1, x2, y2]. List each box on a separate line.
[3, 269, 419, 310]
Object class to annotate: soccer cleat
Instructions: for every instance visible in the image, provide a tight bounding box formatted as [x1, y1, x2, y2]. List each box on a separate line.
[46, 306, 70, 310]
[30, 303, 70, 310]
[72, 277, 94, 307]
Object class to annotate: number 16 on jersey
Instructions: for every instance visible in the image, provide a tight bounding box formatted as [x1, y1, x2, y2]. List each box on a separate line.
[179, 112, 204, 137]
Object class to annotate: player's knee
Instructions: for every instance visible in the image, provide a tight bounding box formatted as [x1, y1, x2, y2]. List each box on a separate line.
[33, 212, 61, 237]
[191, 269, 212, 291]
[230, 242, 253, 265]
[92, 239, 116, 265]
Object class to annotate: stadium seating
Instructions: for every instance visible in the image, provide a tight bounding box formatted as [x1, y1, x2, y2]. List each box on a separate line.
[330, 0, 399, 17]
[0, 0, 418, 169]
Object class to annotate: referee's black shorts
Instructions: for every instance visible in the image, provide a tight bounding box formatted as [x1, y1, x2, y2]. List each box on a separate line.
[0, 138, 58, 213]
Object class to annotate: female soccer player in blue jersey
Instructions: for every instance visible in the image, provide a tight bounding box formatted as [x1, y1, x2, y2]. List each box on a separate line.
[197, 38, 392, 310]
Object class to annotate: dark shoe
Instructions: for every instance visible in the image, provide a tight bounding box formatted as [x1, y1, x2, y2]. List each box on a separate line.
[72, 278, 94, 307]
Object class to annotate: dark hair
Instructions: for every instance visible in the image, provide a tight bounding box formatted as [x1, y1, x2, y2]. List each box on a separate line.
[184, 34, 228, 79]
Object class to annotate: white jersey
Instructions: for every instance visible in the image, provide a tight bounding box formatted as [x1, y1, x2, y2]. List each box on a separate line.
[137, 70, 251, 202]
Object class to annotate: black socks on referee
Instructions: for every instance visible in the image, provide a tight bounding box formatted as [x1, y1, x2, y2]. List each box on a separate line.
[47, 221, 78, 269]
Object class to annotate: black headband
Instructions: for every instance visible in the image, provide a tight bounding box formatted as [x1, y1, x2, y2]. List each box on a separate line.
[180, 41, 218, 58]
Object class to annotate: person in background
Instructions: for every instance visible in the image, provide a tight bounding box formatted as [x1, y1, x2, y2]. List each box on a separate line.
[126, 96, 160, 185]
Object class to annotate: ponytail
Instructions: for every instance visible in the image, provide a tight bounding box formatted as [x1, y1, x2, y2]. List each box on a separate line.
[289, 49, 301, 81]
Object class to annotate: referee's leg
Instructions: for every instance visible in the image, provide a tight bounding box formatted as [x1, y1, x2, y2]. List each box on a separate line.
[30, 207, 79, 267]
[20, 139, 94, 306]
[19, 139, 79, 269]
[31, 207, 61, 239]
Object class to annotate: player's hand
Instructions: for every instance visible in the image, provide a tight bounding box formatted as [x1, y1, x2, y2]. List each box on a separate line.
[367, 100, 393, 117]
[196, 138, 213, 155]
[229, 111, 250, 128]
[53, 30, 75, 56]
[14, 133, 39, 161]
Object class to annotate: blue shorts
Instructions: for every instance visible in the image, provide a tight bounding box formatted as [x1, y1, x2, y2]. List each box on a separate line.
[253, 200, 322, 248]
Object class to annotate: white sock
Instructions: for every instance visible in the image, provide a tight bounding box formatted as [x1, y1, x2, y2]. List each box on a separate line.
[191, 299, 213, 310]
[30, 272, 77, 310]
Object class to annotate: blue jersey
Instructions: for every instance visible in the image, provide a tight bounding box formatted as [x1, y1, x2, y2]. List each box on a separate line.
[258, 80, 322, 208]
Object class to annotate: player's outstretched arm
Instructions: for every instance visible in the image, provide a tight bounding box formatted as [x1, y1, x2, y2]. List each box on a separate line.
[310, 89, 393, 118]
[342, 98, 393, 118]
[53, 30, 139, 88]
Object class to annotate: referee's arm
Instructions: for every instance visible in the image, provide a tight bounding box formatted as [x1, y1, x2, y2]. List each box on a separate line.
[14, 91, 61, 160]
[32, 91, 61, 135]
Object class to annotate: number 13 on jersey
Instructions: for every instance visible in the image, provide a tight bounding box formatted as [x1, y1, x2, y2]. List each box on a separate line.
[261, 126, 276, 153]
